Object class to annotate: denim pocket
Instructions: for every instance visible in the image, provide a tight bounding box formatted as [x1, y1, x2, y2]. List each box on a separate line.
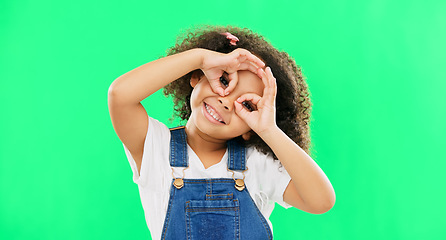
[206, 193, 234, 201]
[185, 199, 240, 240]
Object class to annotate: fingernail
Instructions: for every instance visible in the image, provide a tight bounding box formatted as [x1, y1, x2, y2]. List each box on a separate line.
[225, 91, 230, 96]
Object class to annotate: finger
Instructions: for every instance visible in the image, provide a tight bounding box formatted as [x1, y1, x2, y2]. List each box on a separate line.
[258, 67, 270, 92]
[237, 62, 262, 76]
[235, 48, 265, 68]
[225, 57, 241, 73]
[234, 100, 257, 121]
[266, 66, 277, 93]
[246, 53, 265, 69]
[224, 62, 261, 96]
[208, 77, 226, 96]
[256, 67, 273, 104]
[238, 54, 264, 71]
[228, 49, 263, 75]
[236, 93, 262, 106]
[263, 67, 277, 103]
[225, 71, 239, 95]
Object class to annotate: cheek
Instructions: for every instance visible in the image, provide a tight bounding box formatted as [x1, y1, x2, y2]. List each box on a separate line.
[190, 86, 211, 110]
[189, 90, 198, 107]
[190, 85, 205, 102]
[194, 81, 212, 95]
[231, 115, 251, 130]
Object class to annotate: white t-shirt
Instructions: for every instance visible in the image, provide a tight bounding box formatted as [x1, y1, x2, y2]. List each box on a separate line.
[122, 116, 292, 240]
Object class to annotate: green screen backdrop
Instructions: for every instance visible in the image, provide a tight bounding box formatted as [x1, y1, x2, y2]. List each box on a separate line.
[1, 0, 445, 239]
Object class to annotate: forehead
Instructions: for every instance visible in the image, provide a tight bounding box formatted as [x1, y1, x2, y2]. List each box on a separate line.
[232, 70, 264, 96]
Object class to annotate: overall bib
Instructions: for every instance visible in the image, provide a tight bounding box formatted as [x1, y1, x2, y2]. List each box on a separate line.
[160, 126, 273, 240]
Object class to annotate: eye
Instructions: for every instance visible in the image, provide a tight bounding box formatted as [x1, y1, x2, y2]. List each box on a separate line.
[242, 101, 256, 112]
[220, 76, 229, 88]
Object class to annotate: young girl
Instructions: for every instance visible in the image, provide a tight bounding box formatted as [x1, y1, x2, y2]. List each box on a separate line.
[108, 25, 335, 239]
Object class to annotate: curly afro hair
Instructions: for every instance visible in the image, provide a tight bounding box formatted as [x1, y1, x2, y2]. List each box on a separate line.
[163, 24, 313, 160]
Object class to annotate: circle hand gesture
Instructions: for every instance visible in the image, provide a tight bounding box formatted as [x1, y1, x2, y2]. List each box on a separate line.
[200, 48, 265, 96]
[234, 67, 277, 134]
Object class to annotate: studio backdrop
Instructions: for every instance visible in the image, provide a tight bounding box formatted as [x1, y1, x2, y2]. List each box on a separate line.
[1, 0, 445, 239]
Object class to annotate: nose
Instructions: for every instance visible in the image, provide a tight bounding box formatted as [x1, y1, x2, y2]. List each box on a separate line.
[217, 96, 234, 111]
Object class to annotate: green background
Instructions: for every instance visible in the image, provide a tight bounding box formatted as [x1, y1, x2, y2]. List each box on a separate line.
[1, 0, 445, 239]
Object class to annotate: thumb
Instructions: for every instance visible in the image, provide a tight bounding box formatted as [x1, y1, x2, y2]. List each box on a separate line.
[234, 100, 252, 121]
[225, 71, 239, 96]
[208, 78, 225, 96]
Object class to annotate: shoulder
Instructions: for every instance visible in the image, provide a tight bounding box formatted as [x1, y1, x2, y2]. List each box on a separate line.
[132, 117, 172, 187]
[146, 117, 172, 143]
[246, 145, 265, 159]
[148, 116, 170, 134]
[246, 146, 269, 165]
[246, 146, 285, 170]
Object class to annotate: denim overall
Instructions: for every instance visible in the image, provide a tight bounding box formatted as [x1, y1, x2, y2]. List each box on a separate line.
[160, 126, 273, 240]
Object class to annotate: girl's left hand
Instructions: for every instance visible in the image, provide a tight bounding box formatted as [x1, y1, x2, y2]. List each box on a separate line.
[234, 66, 277, 135]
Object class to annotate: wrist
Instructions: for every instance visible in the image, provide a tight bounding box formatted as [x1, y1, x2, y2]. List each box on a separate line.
[191, 48, 211, 70]
[257, 125, 282, 143]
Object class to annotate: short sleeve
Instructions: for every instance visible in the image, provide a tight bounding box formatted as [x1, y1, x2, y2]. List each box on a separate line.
[252, 150, 293, 209]
[122, 116, 170, 188]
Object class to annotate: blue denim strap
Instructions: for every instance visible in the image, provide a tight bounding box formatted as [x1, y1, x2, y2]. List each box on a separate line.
[227, 138, 246, 171]
[169, 126, 246, 170]
[169, 126, 188, 167]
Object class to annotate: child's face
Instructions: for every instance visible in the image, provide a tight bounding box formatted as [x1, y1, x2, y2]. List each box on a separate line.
[188, 70, 265, 141]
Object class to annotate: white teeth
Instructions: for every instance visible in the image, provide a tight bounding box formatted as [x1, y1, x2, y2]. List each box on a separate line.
[205, 104, 223, 122]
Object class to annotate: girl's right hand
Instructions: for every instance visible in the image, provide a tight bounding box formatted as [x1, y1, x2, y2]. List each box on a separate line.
[200, 48, 266, 96]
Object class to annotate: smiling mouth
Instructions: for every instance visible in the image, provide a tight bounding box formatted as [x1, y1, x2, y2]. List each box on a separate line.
[204, 103, 226, 124]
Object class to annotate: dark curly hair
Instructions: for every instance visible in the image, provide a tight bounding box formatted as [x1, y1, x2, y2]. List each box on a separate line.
[162, 24, 313, 161]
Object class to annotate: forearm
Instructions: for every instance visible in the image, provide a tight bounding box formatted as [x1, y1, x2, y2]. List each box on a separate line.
[258, 127, 335, 208]
[109, 48, 205, 103]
